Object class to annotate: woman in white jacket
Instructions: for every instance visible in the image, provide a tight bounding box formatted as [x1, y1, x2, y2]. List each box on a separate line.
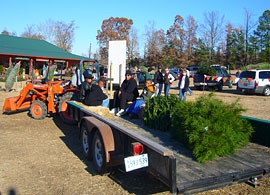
[164, 68, 175, 96]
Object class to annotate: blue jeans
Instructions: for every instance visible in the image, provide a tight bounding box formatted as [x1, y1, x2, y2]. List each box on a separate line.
[188, 88, 192, 95]
[164, 84, 171, 96]
[102, 98, 110, 107]
[179, 89, 187, 101]
[157, 83, 163, 96]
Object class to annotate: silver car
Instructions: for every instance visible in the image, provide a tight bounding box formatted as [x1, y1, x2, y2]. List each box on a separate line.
[237, 70, 270, 96]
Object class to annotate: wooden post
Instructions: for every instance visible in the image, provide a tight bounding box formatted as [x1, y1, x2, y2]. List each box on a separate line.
[110, 63, 113, 99]
[66, 61, 69, 69]
[9, 57, 12, 67]
[203, 75, 206, 95]
[119, 64, 122, 86]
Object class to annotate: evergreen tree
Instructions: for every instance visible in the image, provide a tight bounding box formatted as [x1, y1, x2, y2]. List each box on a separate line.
[194, 39, 212, 65]
[256, 10, 270, 62]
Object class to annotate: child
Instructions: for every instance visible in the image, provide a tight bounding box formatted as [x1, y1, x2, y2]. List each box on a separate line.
[126, 79, 156, 116]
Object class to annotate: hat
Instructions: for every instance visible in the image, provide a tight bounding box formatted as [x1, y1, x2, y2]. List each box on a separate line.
[84, 74, 93, 79]
[125, 70, 132, 76]
[98, 77, 107, 82]
[158, 66, 162, 69]
[148, 68, 153, 72]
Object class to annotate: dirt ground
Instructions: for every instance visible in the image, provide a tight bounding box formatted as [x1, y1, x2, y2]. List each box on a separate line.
[0, 80, 269, 195]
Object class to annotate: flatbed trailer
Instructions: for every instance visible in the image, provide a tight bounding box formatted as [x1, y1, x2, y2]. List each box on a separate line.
[67, 101, 270, 194]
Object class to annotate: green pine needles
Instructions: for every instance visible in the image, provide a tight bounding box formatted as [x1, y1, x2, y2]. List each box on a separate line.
[144, 94, 254, 163]
[5, 62, 21, 91]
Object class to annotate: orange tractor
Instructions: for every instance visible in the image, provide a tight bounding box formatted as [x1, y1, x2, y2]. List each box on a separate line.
[3, 60, 99, 124]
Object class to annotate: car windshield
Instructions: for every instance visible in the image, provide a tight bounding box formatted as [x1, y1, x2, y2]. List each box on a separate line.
[239, 71, 256, 79]
[259, 71, 270, 79]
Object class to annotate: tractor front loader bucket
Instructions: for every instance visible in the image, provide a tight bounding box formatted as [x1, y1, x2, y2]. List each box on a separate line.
[3, 96, 31, 113]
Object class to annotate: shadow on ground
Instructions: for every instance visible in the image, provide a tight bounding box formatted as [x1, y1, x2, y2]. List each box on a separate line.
[52, 115, 169, 195]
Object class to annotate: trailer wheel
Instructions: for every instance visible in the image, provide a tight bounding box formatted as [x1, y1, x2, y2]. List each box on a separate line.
[80, 124, 92, 160]
[92, 131, 108, 174]
[59, 92, 77, 125]
[30, 100, 47, 120]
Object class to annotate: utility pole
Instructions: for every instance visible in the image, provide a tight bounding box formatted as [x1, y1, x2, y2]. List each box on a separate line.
[89, 43, 92, 58]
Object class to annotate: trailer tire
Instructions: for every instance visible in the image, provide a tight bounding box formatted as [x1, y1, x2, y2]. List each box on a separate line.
[30, 100, 47, 120]
[92, 131, 108, 175]
[59, 92, 78, 125]
[80, 123, 92, 160]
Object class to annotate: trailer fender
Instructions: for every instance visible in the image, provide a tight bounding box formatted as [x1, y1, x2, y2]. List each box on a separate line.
[80, 116, 115, 163]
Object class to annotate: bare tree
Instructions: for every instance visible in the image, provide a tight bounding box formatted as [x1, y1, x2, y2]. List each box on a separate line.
[21, 25, 44, 40]
[127, 27, 140, 64]
[144, 21, 166, 66]
[185, 15, 198, 65]
[201, 11, 225, 61]
[243, 8, 257, 65]
[37, 19, 56, 43]
[54, 21, 76, 52]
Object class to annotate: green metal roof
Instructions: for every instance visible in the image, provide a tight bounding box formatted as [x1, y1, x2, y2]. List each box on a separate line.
[0, 34, 94, 61]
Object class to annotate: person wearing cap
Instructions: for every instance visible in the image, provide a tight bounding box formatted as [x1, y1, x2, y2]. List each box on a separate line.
[154, 66, 164, 96]
[84, 77, 109, 107]
[80, 73, 93, 103]
[110, 70, 139, 116]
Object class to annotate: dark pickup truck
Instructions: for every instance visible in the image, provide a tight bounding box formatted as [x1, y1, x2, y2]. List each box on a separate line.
[193, 65, 233, 90]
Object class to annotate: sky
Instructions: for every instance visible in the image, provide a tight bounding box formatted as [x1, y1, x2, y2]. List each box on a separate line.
[1, 0, 268, 58]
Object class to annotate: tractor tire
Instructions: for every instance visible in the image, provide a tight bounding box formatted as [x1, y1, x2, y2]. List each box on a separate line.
[30, 100, 47, 120]
[59, 92, 78, 125]
[92, 131, 108, 175]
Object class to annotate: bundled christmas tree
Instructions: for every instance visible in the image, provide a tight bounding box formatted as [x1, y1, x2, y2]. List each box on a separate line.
[5, 61, 21, 92]
[47, 64, 57, 81]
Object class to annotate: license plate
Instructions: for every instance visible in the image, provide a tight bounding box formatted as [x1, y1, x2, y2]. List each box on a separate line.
[124, 153, 148, 172]
[200, 82, 207, 85]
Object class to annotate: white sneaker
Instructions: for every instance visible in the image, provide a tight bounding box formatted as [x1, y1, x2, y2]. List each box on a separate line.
[109, 108, 118, 114]
[116, 109, 126, 116]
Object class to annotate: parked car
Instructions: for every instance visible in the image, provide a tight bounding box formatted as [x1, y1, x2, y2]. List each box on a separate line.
[187, 65, 200, 78]
[237, 69, 270, 96]
[170, 70, 181, 80]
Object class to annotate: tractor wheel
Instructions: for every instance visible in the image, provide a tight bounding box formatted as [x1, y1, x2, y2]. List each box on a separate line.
[59, 92, 78, 125]
[92, 131, 108, 175]
[30, 100, 47, 120]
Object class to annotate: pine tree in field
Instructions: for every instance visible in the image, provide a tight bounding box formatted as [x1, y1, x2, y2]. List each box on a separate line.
[255, 10, 270, 62]
[5, 61, 21, 92]
[5, 63, 14, 78]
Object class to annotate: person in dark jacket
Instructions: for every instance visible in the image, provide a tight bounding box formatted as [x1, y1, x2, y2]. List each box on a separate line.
[126, 79, 157, 116]
[80, 73, 93, 103]
[110, 70, 139, 116]
[84, 78, 109, 107]
[178, 69, 189, 101]
[154, 66, 164, 96]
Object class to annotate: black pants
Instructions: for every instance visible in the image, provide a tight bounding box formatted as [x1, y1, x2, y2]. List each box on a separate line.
[113, 91, 134, 109]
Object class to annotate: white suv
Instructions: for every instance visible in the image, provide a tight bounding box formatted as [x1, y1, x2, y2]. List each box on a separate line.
[237, 70, 270, 96]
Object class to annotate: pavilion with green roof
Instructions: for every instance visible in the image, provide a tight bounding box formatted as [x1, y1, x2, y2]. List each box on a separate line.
[0, 34, 95, 74]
